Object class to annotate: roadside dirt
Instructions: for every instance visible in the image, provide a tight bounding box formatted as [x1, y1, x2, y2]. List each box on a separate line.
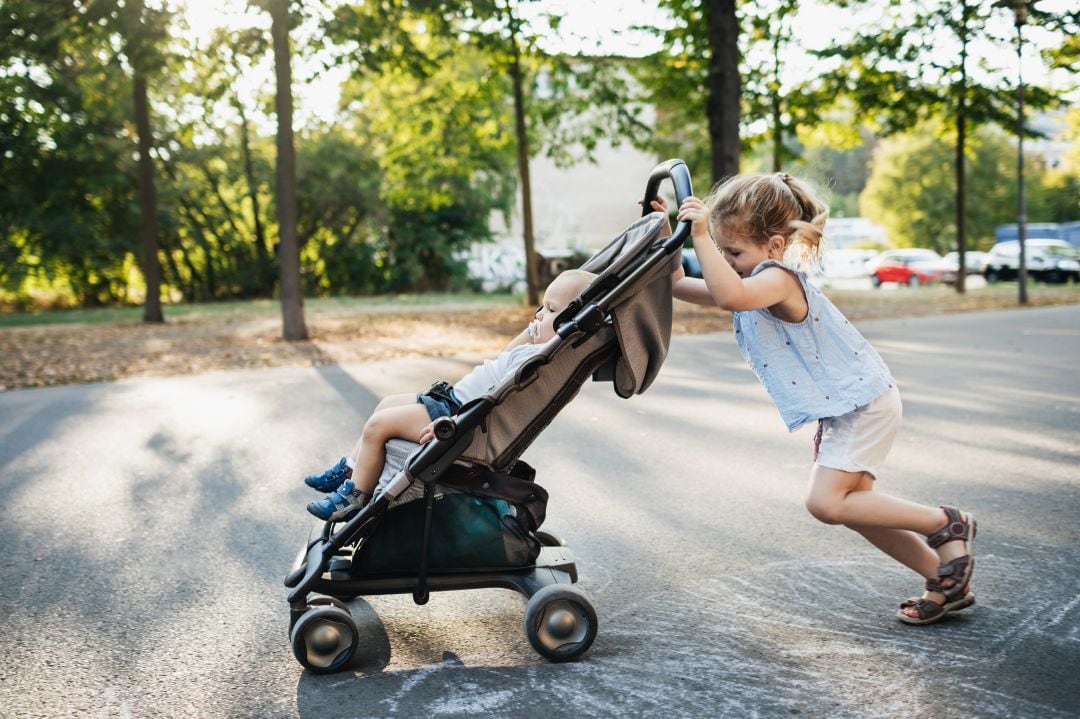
[1, 287, 1077, 390]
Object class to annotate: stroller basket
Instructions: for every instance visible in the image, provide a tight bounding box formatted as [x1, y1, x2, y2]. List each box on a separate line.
[285, 159, 695, 672]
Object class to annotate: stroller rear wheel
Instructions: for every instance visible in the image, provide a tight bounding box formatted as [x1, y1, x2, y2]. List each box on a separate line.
[290, 606, 358, 674]
[523, 585, 597, 662]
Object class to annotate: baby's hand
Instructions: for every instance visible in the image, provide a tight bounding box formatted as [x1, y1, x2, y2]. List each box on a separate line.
[419, 420, 437, 444]
[678, 197, 710, 241]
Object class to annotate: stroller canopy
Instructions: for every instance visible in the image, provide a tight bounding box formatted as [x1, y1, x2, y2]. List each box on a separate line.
[581, 211, 678, 398]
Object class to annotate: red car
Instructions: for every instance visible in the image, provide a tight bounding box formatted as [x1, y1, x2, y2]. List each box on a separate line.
[866, 249, 947, 287]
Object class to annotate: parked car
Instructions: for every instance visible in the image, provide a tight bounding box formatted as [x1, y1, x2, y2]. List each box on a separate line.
[982, 240, 1080, 284]
[817, 249, 878, 279]
[865, 249, 948, 287]
[940, 251, 988, 284]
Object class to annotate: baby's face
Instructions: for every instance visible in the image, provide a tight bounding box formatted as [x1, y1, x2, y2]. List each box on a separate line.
[529, 277, 584, 343]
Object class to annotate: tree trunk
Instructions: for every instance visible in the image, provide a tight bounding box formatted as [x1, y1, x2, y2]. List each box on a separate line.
[508, 16, 539, 306]
[954, 1, 969, 294]
[955, 105, 966, 294]
[133, 73, 163, 322]
[706, 0, 741, 183]
[268, 0, 307, 340]
[771, 24, 782, 172]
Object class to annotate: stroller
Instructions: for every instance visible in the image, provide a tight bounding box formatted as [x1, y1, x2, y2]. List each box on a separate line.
[285, 160, 695, 673]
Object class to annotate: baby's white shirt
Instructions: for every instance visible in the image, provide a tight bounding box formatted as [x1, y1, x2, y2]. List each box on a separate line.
[453, 343, 542, 404]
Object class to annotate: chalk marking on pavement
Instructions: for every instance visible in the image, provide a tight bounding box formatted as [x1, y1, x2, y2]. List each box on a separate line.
[956, 683, 1079, 719]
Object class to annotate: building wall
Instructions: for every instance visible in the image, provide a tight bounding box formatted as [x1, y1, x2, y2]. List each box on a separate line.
[491, 142, 666, 253]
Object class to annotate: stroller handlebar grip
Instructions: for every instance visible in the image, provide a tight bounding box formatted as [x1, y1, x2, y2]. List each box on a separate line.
[641, 159, 694, 217]
[641, 159, 695, 253]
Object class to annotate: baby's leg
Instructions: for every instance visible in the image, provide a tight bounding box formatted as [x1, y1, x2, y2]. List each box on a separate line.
[351, 403, 432, 495]
[347, 393, 418, 460]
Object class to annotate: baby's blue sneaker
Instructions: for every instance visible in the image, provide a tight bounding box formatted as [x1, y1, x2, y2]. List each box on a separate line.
[307, 479, 367, 522]
[304, 457, 352, 492]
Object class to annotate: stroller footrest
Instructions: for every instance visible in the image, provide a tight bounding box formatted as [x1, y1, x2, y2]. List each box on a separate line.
[535, 545, 578, 583]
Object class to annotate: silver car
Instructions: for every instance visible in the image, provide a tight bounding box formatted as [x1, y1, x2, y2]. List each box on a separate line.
[982, 240, 1080, 284]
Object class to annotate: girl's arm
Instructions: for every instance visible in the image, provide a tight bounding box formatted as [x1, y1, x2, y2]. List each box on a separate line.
[649, 195, 717, 307]
[678, 198, 798, 312]
[673, 274, 718, 306]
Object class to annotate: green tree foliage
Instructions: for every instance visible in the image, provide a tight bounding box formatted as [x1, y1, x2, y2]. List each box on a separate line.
[3, 1, 1075, 312]
[152, 22, 295, 304]
[295, 125, 383, 295]
[635, 0, 738, 183]
[861, 122, 1076, 252]
[741, 0, 827, 172]
[637, 0, 832, 183]
[0, 1, 137, 308]
[1038, 107, 1080, 222]
[326, 0, 641, 300]
[1036, 5, 1079, 75]
[1, 0, 525, 309]
[165, 26, 276, 297]
[333, 26, 518, 292]
[819, 0, 1069, 291]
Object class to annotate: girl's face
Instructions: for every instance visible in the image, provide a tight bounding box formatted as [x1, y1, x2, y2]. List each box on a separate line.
[717, 232, 785, 278]
[529, 276, 582, 343]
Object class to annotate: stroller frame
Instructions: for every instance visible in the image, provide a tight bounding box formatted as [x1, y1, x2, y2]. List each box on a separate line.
[285, 160, 695, 673]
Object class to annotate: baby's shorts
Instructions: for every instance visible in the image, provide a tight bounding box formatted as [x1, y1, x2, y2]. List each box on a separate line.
[416, 381, 463, 421]
[814, 384, 902, 479]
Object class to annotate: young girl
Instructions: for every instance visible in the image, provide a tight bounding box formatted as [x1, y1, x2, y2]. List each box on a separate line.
[663, 173, 976, 625]
[303, 269, 596, 522]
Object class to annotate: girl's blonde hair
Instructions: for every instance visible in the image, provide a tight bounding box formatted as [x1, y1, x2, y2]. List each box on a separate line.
[706, 173, 829, 266]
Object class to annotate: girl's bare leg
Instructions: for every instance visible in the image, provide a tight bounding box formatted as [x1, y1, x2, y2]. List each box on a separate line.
[804, 465, 968, 615]
[350, 403, 432, 495]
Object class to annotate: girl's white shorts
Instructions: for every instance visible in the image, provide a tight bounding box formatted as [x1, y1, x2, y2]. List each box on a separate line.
[814, 384, 902, 479]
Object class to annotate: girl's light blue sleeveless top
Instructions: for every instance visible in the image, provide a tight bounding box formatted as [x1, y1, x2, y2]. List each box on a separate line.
[733, 260, 895, 431]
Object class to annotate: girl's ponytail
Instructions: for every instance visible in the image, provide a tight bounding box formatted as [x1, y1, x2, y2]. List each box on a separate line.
[778, 174, 828, 268]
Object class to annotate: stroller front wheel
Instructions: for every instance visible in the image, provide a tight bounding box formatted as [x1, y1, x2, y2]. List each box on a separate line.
[534, 530, 566, 547]
[290, 606, 359, 674]
[523, 585, 597, 662]
[306, 593, 352, 613]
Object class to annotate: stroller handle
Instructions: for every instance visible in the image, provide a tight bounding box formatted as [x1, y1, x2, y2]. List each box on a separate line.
[640, 159, 694, 251]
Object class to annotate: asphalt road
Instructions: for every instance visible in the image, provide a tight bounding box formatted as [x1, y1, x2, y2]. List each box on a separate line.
[1, 305, 1078, 719]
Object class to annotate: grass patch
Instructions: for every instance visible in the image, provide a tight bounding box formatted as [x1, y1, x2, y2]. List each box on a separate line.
[826, 281, 1080, 309]
[0, 291, 524, 328]
[1, 282, 1076, 331]
[2, 280, 1076, 390]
